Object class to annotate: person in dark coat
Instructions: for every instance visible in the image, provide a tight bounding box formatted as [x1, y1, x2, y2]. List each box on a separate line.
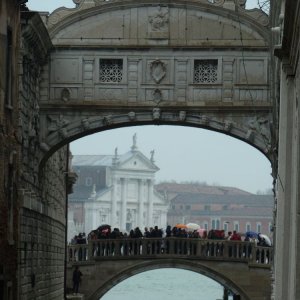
[72, 266, 82, 294]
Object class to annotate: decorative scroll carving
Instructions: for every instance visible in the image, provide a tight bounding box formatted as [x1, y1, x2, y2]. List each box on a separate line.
[150, 60, 167, 83]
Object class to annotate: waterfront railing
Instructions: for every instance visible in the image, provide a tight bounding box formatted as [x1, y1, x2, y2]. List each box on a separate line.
[68, 238, 273, 267]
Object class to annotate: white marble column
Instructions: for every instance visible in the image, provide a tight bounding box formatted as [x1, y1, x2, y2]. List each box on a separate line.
[147, 179, 154, 226]
[110, 176, 117, 228]
[138, 179, 144, 227]
[121, 178, 127, 231]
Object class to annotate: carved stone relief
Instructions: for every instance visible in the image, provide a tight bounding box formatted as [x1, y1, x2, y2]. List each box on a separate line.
[128, 111, 136, 121]
[150, 60, 167, 83]
[148, 6, 169, 39]
[47, 115, 70, 135]
[81, 118, 90, 130]
[152, 89, 163, 103]
[148, 6, 169, 31]
[178, 111, 186, 121]
[61, 88, 71, 102]
[152, 108, 161, 120]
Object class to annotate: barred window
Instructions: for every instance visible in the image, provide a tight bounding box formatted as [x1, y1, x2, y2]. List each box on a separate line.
[194, 59, 218, 83]
[99, 59, 123, 83]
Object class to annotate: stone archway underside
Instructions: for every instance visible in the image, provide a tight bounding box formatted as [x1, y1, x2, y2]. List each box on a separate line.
[38, 0, 273, 167]
[66, 258, 271, 300]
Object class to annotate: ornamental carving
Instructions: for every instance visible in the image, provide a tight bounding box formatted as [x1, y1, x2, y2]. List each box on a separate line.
[128, 111, 136, 121]
[148, 7, 169, 32]
[47, 115, 69, 135]
[152, 89, 162, 103]
[150, 60, 167, 83]
[178, 111, 186, 121]
[152, 108, 161, 120]
[61, 88, 71, 102]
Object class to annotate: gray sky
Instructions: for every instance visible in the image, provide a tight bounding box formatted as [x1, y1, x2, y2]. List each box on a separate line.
[27, 0, 259, 12]
[27, 0, 272, 194]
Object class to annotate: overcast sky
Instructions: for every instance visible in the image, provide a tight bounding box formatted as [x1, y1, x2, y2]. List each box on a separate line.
[27, 0, 260, 13]
[27, 0, 272, 194]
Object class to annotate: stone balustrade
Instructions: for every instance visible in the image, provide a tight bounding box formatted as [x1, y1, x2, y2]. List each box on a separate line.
[68, 238, 273, 267]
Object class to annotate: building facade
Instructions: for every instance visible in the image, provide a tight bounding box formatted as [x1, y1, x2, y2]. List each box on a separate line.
[0, 1, 23, 298]
[68, 136, 169, 239]
[272, 0, 300, 299]
[158, 183, 274, 236]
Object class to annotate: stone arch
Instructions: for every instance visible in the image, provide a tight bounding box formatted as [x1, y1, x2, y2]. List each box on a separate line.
[88, 259, 251, 300]
[39, 112, 272, 169]
[39, 0, 274, 172]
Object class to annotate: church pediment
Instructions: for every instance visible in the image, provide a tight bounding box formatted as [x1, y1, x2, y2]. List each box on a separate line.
[117, 151, 159, 172]
[48, 1, 269, 47]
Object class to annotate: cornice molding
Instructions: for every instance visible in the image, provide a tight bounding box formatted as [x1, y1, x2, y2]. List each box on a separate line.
[21, 12, 53, 64]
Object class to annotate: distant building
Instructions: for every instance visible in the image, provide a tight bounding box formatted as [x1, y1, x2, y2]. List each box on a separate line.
[68, 135, 169, 240]
[156, 183, 274, 236]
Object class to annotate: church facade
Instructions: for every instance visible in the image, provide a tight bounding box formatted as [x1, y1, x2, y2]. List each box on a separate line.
[68, 136, 169, 239]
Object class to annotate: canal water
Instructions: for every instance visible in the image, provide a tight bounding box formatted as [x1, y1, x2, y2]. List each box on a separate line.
[100, 268, 225, 300]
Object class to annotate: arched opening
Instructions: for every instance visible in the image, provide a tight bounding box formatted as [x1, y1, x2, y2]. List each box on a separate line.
[86, 261, 251, 300]
[100, 268, 225, 300]
[66, 125, 273, 300]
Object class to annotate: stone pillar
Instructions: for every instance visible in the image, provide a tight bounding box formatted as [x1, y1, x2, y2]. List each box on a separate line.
[275, 68, 296, 300]
[121, 178, 127, 231]
[222, 58, 234, 102]
[138, 179, 144, 227]
[147, 179, 154, 226]
[127, 58, 140, 102]
[110, 176, 117, 228]
[83, 57, 95, 101]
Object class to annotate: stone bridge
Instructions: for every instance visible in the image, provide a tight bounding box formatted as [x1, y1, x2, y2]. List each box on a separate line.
[37, 0, 274, 170]
[67, 238, 272, 300]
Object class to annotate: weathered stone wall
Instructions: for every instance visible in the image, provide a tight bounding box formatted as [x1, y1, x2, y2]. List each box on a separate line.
[17, 11, 69, 300]
[0, 1, 21, 299]
[272, 0, 300, 299]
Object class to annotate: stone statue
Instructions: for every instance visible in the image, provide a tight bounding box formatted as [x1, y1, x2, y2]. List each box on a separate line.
[150, 150, 155, 162]
[131, 133, 137, 150]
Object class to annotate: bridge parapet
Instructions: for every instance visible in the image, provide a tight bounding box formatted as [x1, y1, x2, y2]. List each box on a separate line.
[68, 237, 273, 267]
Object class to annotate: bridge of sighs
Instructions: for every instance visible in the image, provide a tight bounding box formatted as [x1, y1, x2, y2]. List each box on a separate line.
[35, 1, 273, 299]
[37, 0, 273, 169]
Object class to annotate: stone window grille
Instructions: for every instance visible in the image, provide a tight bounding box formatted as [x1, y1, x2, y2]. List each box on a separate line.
[194, 59, 218, 83]
[99, 59, 123, 83]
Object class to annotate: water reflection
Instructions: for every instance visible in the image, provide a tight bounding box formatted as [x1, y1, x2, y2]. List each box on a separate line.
[100, 268, 223, 300]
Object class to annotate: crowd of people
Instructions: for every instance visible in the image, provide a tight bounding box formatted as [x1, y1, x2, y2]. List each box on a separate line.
[70, 225, 271, 248]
